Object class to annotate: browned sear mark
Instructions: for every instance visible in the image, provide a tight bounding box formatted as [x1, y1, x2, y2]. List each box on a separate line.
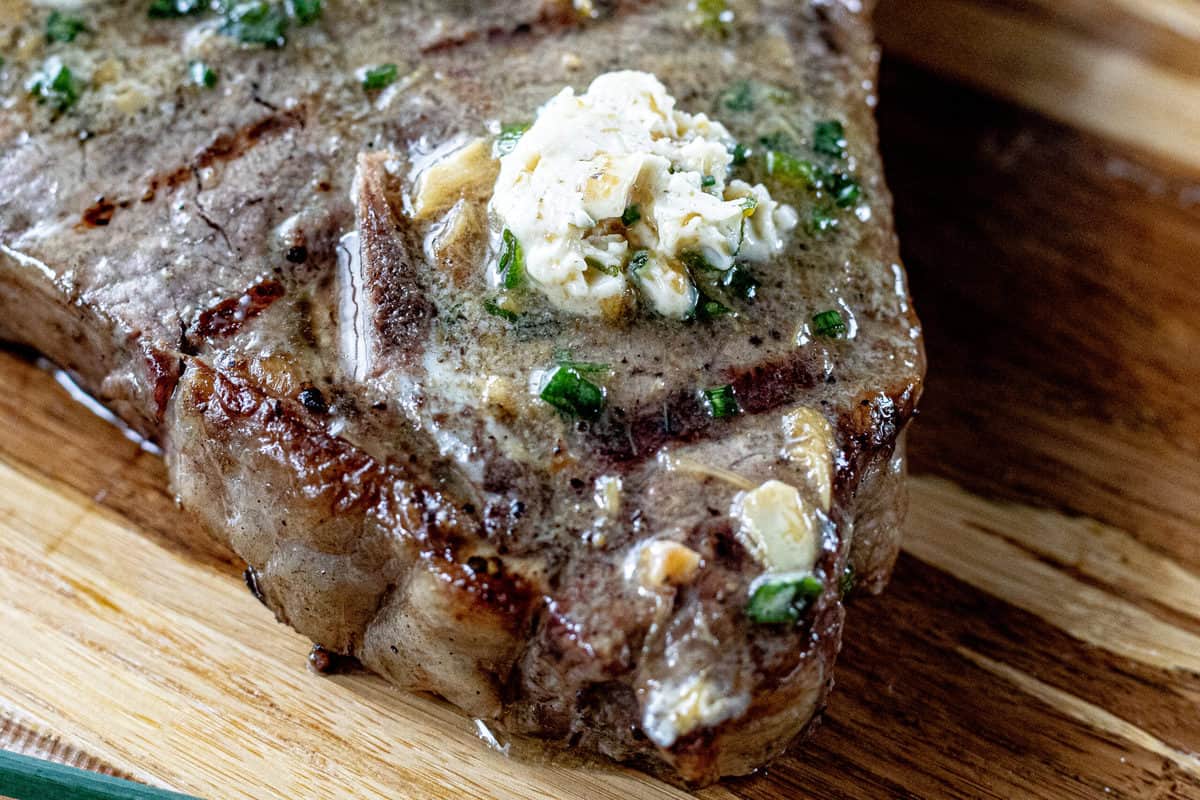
[79, 197, 116, 228]
[190, 280, 286, 342]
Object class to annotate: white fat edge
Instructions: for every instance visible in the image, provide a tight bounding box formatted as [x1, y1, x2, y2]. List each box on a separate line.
[47, 362, 162, 455]
[642, 672, 750, 749]
[335, 230, 369, 383]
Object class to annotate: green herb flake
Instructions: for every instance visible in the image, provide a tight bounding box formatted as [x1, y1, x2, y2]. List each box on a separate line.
[839, 564, 856, 597]
[729, 142, 749, 167]
[702, 385, 739, 419]
[483, 298, 519, 322]
[693, 0, 731, 34]
[746, 575, 823, 624]
[540, 366, 605, 420]
[46, 11, 87, 43]
[286, 0, 321, 24]
[221, 1, 288, 47]
[700, 174, 717, 189]
[498, 228, 525, 290]
[149, 0, 207, 17]
[764, 151, 818, 189]
[28, 60, 80, 111]
[808, 205, 838, 236]
[812, 309, 847, 337]
[585, 256, 620, 277]
[621, 204, 642, 227]
[720, 80, 754, 113]
[696, 297, 731, 320]
[494, 121, 531, 157]
[721, 264, 758, 302]
[813, 119, 846, 159]
[361, 62, 398, 91]
[188, 60, 217, 89]
[827, 171, 862, 208]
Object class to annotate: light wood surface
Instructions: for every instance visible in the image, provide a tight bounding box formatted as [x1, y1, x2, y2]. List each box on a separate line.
[3, 0, 1200, 797]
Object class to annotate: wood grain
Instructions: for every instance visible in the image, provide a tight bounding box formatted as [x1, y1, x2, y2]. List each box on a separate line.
[3, 1, 1200, 798]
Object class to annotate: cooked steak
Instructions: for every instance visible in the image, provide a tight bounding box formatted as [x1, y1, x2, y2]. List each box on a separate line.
[0, 0, 923, 785]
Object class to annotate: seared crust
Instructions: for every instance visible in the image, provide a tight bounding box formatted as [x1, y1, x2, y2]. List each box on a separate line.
[0, 0, 923, 785]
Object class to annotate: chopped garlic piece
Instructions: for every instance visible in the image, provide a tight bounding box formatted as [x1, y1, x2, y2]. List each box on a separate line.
[635, 540, 702, 589]
[732, 480, 820, 572]
[413, 138, 499, 221]
[594, 474, 622, 517]
[781, 407, 836, 510]
[631, 252, 698, 319]
[642, 674, 749, 748]
[490, 71, 796, 318]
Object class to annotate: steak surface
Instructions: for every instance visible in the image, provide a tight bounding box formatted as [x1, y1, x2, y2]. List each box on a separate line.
[0, 0, 923, 784]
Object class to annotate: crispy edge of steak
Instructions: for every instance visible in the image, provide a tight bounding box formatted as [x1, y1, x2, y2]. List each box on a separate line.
[0, 246, 917, 785]
[0, 1, 923, 784]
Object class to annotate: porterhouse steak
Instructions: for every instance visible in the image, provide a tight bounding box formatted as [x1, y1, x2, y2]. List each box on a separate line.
[0, 0, 923, 785]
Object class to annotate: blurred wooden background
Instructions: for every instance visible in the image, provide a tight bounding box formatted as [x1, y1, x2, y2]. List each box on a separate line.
[2, 0, 1199, 797]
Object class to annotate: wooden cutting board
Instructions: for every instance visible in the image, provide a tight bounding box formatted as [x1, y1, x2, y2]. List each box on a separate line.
[2, 0, 1199, 797]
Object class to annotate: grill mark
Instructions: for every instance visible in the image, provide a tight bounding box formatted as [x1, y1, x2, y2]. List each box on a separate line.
[588, 350, 830, 464]
[74, 110, 304, 229]
[77, 196, 116, 229]
[191, 360, 534, 623]
[188, 279, 286, 345]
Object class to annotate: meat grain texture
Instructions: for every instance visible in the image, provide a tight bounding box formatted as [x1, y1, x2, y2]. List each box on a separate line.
[0, 0, 923, 785]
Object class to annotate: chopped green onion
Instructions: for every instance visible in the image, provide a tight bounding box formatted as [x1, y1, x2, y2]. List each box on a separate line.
[621, 204, 642, 227]
[46, 11, 87, 42]
[696, 297, 731, 320]
[808, 205, 838, 235]
[188, 60, 217, 88]
[764, 151, 819, 188]
[494, 122, 530, 157]
[498, 228, 525, 290]
[683, 253, 757, 310]
[540, 366, 605, 420]
[149, 0, 207, 17]
[702, 385, 739, 419]
[361, 63, 398, 91]
[221, 1, 288, 47]
[701, 174, 717, 189]
[286, 0, 321, 24]
[812, 309, 847, 337]
[729, 142, 749, 166]
[553, 350, 610, 376]
[28, 60, 80, 111]
[721, 264, 758, 302]
[813, 119, 846, 159]
[826, 171, 862, 208]
[746, 575, 823, 624]
[839, 564, 856, 597]
[740, 196, 758, 214]
[483, 298, 519, 322]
